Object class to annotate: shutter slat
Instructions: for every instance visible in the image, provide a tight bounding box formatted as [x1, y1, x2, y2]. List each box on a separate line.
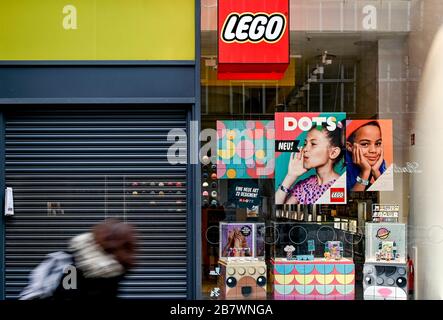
[4, 107, 188, 299]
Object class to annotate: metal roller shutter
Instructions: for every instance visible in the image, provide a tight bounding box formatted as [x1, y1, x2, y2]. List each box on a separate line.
[4, 107, 189, 299]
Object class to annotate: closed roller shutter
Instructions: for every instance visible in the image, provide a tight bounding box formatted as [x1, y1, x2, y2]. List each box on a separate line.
[4, 107, 189, 299]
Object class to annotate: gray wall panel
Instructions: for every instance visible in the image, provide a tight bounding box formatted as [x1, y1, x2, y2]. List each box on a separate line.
[0, 66, 195, 100]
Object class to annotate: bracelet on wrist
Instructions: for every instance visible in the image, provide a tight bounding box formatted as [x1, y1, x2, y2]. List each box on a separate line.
[279, 184, 292, 194]
[356, 175, 369, 186]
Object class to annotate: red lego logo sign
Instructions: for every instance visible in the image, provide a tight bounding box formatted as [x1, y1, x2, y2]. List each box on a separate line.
[218, 0, 289, 80]
[330, 188, 345, 203]
[221, 13, 287, 43]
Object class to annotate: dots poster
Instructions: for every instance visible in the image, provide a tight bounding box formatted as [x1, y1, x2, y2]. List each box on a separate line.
[216, 120, 274, 179]
[274, 112, 347, 205]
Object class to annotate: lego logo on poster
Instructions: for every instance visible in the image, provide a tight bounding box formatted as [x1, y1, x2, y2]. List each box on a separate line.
[221, 13, 287, 43]
[330, 188, 345, 203]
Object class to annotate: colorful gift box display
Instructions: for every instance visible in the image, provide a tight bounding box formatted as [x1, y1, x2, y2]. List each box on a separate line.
[219, 222, 265, 259]
[272, 258, 355, 300]
[218, 258, 267, 300]
[363, 222, 408, 300]
[365, 223, 407, 264]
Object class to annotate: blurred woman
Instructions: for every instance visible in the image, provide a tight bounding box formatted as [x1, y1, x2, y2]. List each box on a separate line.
[52, 219, 137, 300]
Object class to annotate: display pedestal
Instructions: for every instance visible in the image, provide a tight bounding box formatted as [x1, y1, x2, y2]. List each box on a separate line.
[272, 258, 355, 300]
[363, 261, 408, 300]
[218, 258, 267, 300]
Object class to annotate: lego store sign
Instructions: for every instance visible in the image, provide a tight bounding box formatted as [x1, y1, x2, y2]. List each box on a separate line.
[218, 0, 289, 80]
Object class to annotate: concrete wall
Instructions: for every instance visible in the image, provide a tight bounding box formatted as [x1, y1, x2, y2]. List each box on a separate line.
[202, 0, 411, 32]
[378, 38, 410, 224]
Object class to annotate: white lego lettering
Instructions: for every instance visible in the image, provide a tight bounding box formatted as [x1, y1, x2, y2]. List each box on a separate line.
[222, 13, 286, 43]
[332, 192, 344, 198]
[249, 15, 267, 41]
[236, 15, 253, 41]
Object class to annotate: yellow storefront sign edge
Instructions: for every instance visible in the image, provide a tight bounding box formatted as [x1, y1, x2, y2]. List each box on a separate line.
[0, 1, 195, 61]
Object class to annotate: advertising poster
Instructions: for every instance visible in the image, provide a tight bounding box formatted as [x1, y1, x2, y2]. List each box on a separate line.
[275, 112, 347, 205]
[217, 120, 274, 179]
[228, 179, 261, 209]
[219, 223, 255, 258]
[346, 120, 393, 191]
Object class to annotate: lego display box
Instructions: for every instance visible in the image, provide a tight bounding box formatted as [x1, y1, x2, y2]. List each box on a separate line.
[217, 222, 267, 300]
[219, 222, 265, 259]
[365, 223, 407, 264]
[272, 258, 355, 300]
[270, 222, 353, 258]
[218, 258, 267, 300]
[363, 262, 408, 300]
[363, 222, 408, 300]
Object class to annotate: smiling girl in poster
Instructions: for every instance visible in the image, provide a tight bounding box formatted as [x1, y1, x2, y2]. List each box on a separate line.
[346, 120, 393, 192]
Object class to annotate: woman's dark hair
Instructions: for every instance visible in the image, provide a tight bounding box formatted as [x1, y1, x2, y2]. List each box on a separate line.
[309, 119, 346, 166]
[93, 219, 137, 270]
[347, 121, 381, 144]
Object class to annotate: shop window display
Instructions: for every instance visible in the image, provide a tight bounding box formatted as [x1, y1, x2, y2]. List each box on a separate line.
[204, 117, 403, 300]
[219, 222, 265, 258]
[216, 222, 267, 300]
[200, 1, 419, 301]
[272, 254, 355, 300]
[363, 222, 408, 300]
[270, 221, 355, 300]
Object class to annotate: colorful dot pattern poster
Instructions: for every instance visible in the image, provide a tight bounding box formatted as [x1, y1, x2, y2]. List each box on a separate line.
[216, 120, 275, 179]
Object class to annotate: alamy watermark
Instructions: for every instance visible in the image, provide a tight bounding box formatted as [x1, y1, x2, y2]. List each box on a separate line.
[166, 122, 423, 177]
[167, 121, 275, 176]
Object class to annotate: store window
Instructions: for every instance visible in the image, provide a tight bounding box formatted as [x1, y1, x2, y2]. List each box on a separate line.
[201, 0, 443, 300]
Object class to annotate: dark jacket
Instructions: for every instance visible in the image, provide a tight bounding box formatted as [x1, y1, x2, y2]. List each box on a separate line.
[52, 266, 124, 300]
[51, 232, 126, 300]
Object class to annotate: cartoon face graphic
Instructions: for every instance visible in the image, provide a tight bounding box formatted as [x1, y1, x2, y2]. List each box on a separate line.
[363, 265, 407, 300]
[224, 265, 267, 299]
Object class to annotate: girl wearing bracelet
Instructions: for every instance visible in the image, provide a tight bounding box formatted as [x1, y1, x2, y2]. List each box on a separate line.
[346, 121, 386, 191]
[275, 121, 345, 205]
